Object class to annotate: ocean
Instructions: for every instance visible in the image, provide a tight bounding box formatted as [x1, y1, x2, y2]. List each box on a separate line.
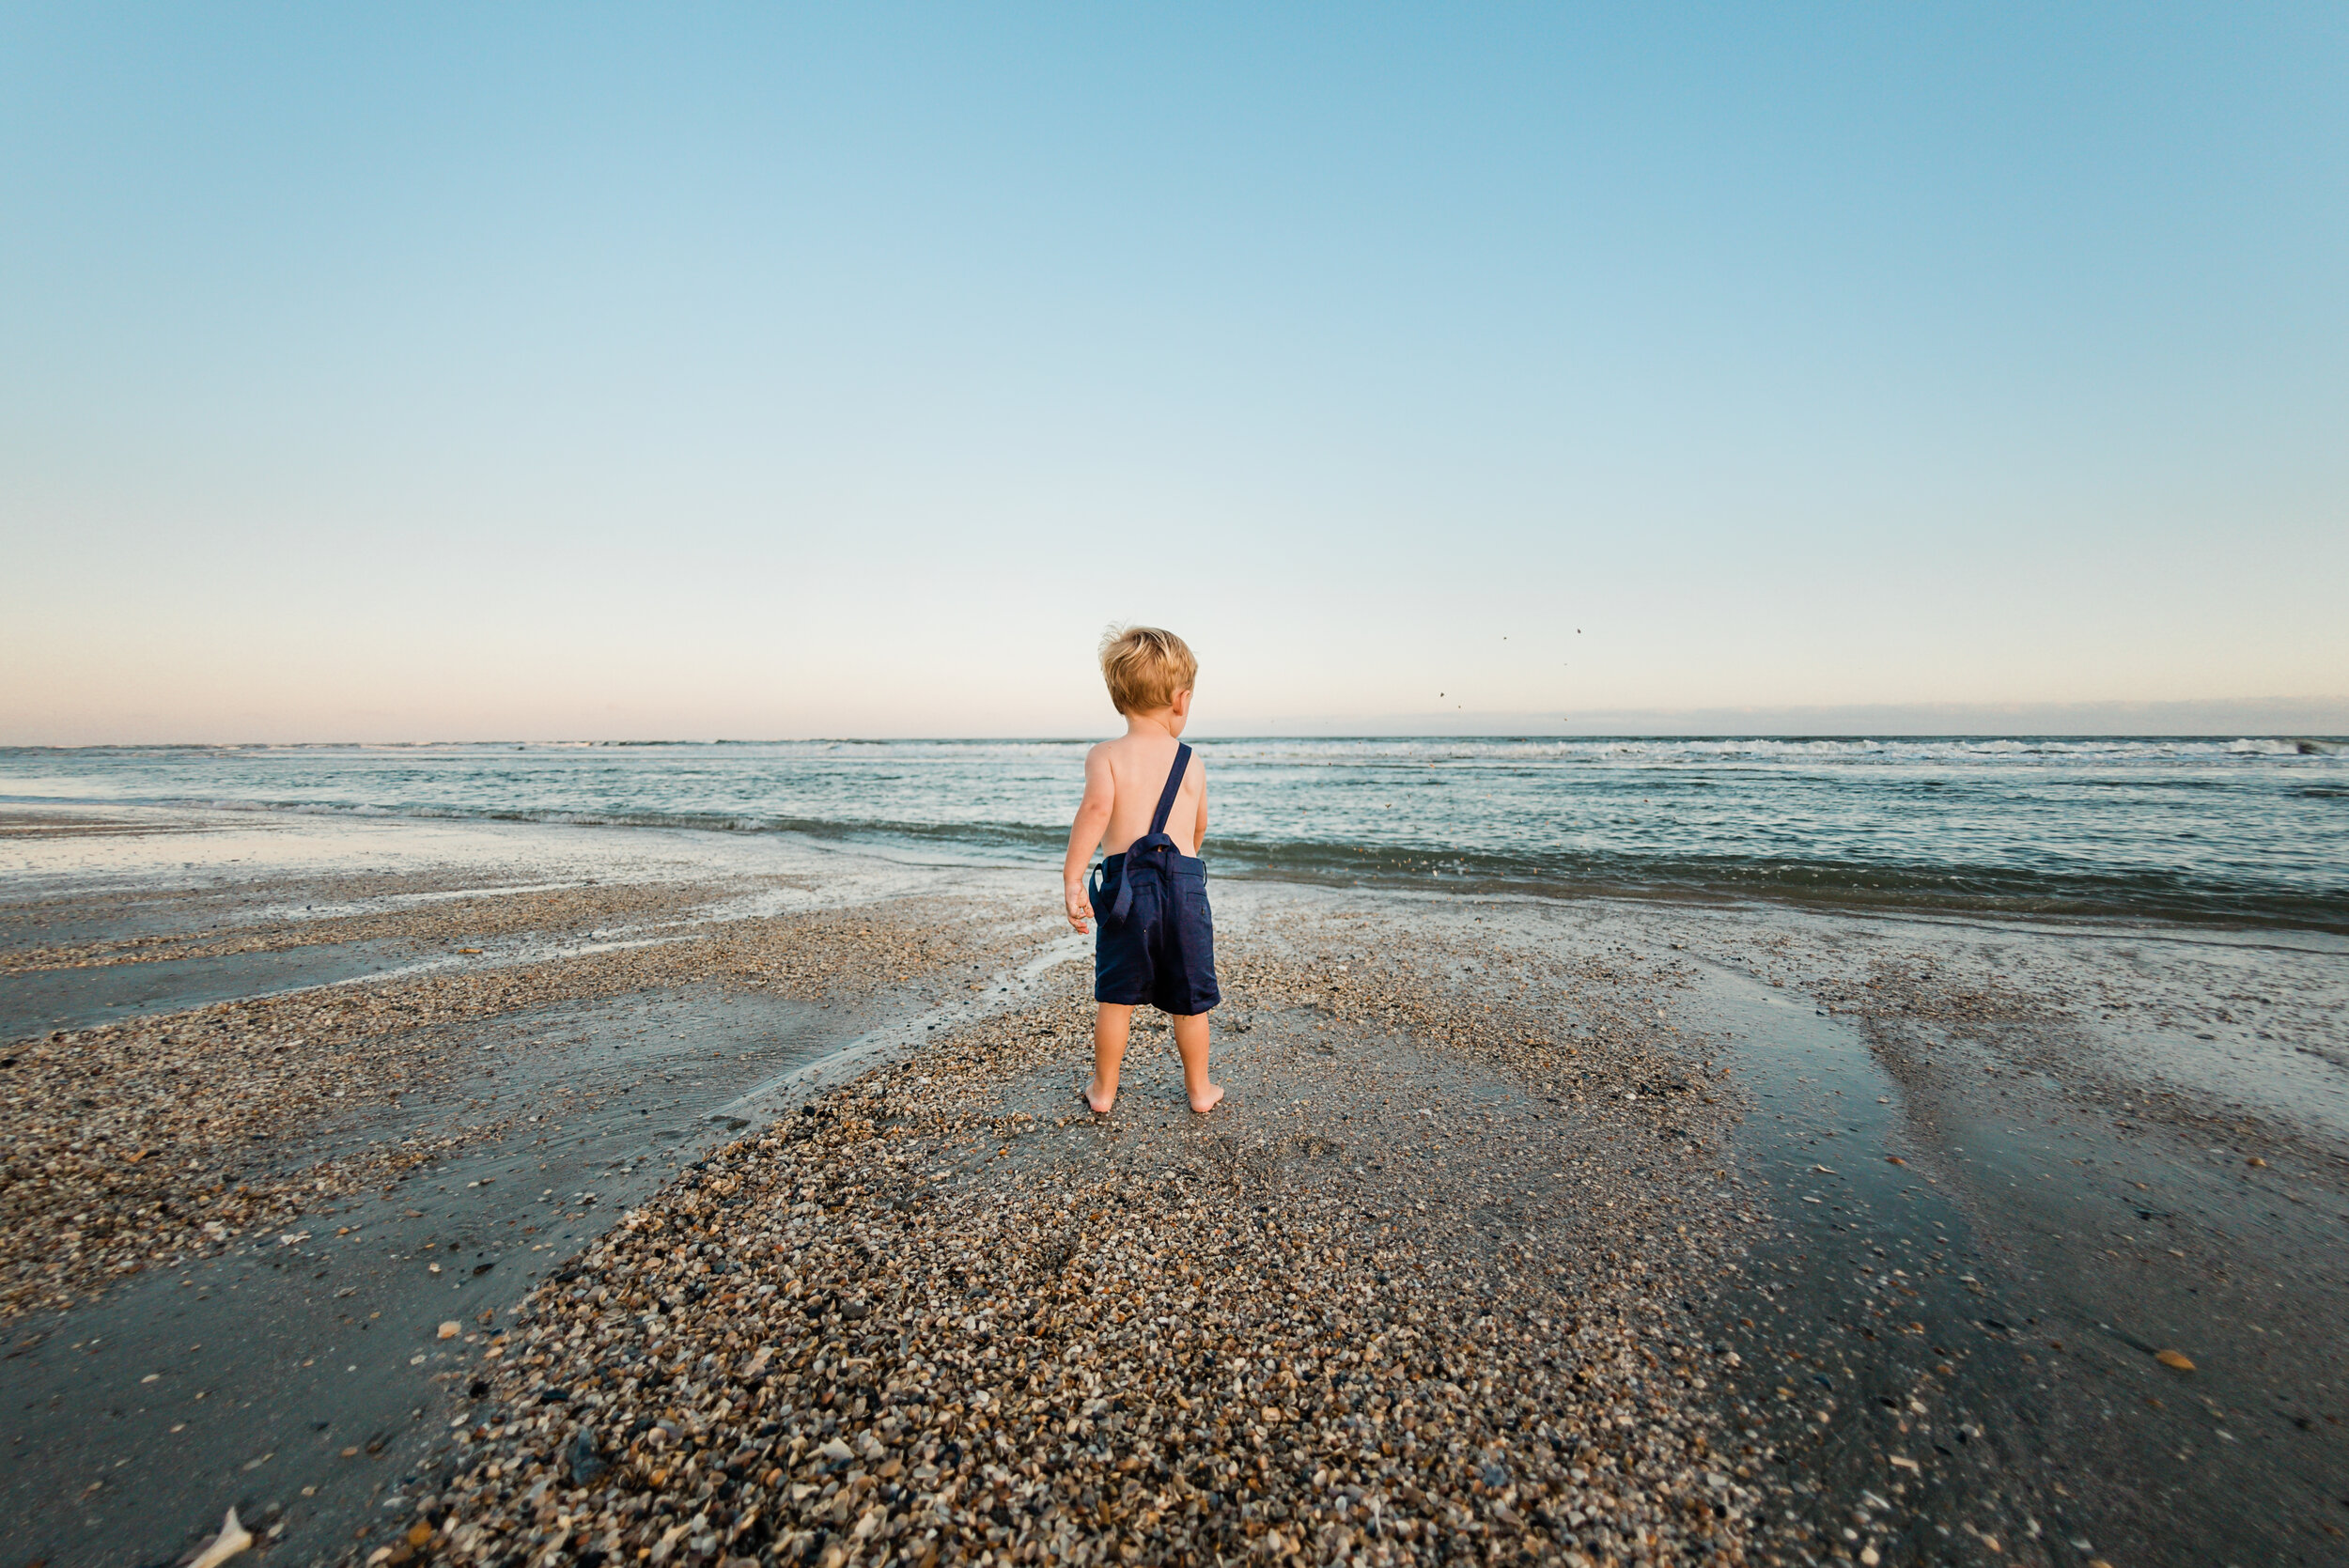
[3, 737, 2343, 931]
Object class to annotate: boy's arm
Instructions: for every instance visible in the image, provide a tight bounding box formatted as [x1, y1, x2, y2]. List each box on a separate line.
[1062, 746, 1114, 933]
[1192, 757, 1208, 850]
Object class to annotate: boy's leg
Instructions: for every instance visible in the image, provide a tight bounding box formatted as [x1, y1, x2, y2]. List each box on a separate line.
[1088, 1004, 1133, 1113]
[1170, 1012, 1222, 1113]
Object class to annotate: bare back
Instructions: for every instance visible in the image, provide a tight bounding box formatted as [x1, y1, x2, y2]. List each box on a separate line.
[1094, 732, 1205, 857]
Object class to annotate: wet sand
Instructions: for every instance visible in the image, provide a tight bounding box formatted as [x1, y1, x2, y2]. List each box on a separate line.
[3, 804, 2343, 1566]
[3, 987, 872, 1563]
[1604, 903, 2349, 1565]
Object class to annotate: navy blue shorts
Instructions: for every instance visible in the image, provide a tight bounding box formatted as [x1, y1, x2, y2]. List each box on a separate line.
[1093, 851, 1221, 1016]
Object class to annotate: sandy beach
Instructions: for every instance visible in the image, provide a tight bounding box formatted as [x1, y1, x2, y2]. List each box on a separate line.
[4, 803, 2344, 1567]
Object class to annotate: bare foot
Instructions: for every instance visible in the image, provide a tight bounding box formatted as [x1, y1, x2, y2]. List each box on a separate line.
[1188, 1081, 1224, 1114]
[1083, 1079, 1116, 1114]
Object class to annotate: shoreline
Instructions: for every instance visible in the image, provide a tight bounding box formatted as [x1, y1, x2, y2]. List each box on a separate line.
[3, 806, 2344, 1565]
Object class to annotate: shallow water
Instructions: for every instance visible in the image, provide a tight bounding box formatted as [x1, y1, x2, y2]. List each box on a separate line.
[0, 941, 419, 1036]
[5, 737, 2344, 929]
[2, 983, 871, 1568]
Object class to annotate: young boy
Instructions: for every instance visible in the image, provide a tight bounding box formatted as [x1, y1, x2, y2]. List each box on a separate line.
[1062, 626, 1223, 1115]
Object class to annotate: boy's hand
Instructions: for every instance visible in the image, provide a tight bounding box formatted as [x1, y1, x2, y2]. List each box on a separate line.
[1066, 882, 1093, 934]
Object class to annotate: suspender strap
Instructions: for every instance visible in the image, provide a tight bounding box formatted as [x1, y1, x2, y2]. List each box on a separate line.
[1147, 744, 1191, 839]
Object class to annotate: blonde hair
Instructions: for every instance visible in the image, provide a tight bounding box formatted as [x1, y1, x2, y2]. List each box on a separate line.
[1098, 625, 1198, 715]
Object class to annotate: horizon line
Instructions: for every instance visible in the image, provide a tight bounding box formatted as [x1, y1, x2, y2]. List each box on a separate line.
[8, 730, 2346, 752]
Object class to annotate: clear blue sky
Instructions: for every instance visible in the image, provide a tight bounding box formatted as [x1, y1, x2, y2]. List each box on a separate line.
[4, 4, 2343, 741]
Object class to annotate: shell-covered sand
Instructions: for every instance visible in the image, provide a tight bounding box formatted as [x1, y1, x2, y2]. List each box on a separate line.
[15, 808, 2340, 1565]
[401, 912, 1761, 1567]
[4, 854, 1762, 1564]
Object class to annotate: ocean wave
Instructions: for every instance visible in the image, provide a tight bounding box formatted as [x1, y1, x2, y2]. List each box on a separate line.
[6, 790, 2326, 934]
[173, 794, 1065, 852]
[6, 737, 2341, 935]
[1202, 834, 2349, 933]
